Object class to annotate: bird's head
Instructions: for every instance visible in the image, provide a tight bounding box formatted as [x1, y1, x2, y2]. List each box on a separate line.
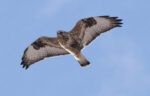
[57, 30, 66, 35]
[57, 30, 68, 38]
[57, 30, 69, 44]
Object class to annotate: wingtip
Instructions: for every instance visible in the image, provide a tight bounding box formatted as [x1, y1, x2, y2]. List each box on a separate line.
[21, 61, 30, 70]
[116, 19, 122, 21]
[25, 65, 29, 70]
[99, 16, 123, 27]
[117, 25, 122, 27]
[22, 64, 25, 68]
[111, 17, 123, 27]
[22, 65, 29, 70]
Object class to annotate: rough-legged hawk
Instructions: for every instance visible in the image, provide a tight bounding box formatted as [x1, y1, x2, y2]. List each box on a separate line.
[21, 16, 122, 69]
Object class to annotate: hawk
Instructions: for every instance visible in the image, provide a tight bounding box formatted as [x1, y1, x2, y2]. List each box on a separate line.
[21, 16, 122, 69]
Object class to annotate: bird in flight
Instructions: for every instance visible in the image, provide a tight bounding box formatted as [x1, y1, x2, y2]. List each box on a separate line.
[21, 16, 122, 69]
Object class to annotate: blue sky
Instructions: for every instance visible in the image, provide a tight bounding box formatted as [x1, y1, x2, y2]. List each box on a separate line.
[0, 0, 150, 96]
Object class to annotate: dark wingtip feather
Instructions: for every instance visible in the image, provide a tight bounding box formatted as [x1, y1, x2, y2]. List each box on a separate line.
[21, 60, 30, 70]
[22, 64, 25, 68]
[110, 16, 123, 27]
[117, 25, 122, 27]
[117, 22, 123, 25]
[21, 63, 29, 70]
[116, 19, 122, 21]
[25, 65, 29, 70]
[100, 16, 123, 27]
[111, 17, 118, 19]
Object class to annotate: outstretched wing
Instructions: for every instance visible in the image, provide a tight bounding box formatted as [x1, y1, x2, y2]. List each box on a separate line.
[21, 37, 69, 69]
[70, 16, 122, 46]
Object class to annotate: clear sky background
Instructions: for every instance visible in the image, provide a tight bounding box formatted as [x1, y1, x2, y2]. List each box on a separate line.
[0, 0, 150, 96]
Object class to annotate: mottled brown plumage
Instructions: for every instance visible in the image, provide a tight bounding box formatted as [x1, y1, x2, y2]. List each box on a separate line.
[21, 16, 122, 69]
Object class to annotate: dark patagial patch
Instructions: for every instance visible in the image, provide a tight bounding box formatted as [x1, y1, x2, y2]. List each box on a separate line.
[32, 39, 47, 50]
[82, 17, 97, 27]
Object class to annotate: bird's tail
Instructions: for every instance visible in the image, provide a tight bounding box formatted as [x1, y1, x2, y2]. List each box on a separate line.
[75, 53, 90, 67]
